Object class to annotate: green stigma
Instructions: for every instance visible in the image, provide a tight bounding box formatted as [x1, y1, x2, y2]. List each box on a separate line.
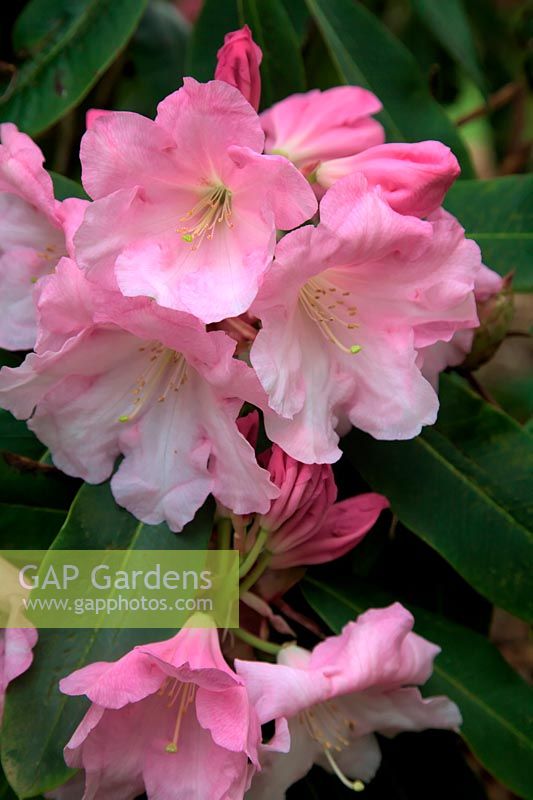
[165, 743, 178, 753]
[182, 233, 193, 243]
[118, 415, 130, 423]
[353, 781, 365, 792]
[350, 345, 362, 354]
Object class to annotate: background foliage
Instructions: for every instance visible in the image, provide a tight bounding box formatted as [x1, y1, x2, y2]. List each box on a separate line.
[0, 1, 531, 798]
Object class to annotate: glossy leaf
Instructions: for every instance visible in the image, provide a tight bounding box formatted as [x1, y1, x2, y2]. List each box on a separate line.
[0, 0, 148, 135]
[304, 0, 474, 175]
[49, 171, 88, 201]
[303, 576, 533, 800]
[444, 175, 533, 292]
[1, 482, 214, 797]
[186, 0, 239, 81]
[239, 0, 306, 108]
[412, 0, 486, 95]
[114, 0, 189, 117]
[343, 374, 533, 621]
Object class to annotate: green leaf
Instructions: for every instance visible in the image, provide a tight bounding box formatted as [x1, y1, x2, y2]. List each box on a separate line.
[343, 374, 533, 622]
[114, 1, 189, 118]
[444, 175, 533, 292]
[304, 0, 474, 176]
[303, 576, 533, 800]
[49, 171, 88, 201]
[0, 0, 148, 135]
[1, 482, 214, 797]
[411, 0, 486, 96]
[186, 0, 239, 81]
[0, 411, 44, 460]
[0, 451, 78, 511]
[239, 0, 306, 107]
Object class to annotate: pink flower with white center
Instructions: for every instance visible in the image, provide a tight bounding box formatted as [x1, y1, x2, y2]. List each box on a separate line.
[0, 258, 278, 531]
[60, 619, 261, 799]
[261, 87, 384, 176]
[315, 141, 461, 215]
[252, 173, 482, 464]
[236, 604, 461, 798]
[215, 25, 263, 111]
[0, 627, 38, 720]
[0, 123, 87, 350]
[253, 444, 389, 569]
[74, 78, 317, 323]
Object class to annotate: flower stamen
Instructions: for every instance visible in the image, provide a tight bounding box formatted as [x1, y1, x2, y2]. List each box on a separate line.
[299, 276, 362, 356]
[159, 678, 197, 753]
[301, 702, 364, 792]
[177, 184, 233, 250]
[118, 346, 187, 424]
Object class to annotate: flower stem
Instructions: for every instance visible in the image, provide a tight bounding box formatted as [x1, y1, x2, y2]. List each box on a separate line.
[217, 518, 232, 550]
[239, 551, 272, 594]
[234, 627, 281, 655]
[239, 528, 269, 578]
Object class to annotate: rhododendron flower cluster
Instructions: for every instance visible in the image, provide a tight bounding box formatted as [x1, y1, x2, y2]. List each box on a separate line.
[0, 20, 505, 800]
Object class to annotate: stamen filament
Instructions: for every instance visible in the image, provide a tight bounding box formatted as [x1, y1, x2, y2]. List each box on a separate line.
[178, 184, 233, 249]
[324, 748, 365, 792]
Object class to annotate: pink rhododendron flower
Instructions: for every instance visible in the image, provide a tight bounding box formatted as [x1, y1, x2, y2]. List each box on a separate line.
[0, 627, 38, 719]
[255, 444, 389, 568]
[74, 78, 316, 323]
[215, 25, 262, 111]
[60, 619, 261, 799]
[236, 604, 461, 798]
[252, 174, 482, 463]
[261, 87, 384, 176]
[0, 124, 87, 350]
[315, 141, 461, 215]
[0, 258, 278, 531]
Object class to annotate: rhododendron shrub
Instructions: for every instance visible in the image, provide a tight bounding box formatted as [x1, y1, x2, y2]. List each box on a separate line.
[0, 5, 529, 800]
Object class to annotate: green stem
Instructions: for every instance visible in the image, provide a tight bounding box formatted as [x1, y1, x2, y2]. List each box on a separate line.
[239, 528, 269, 579]
[217, 518, 232, 550]
[234, 627, 281, 655]
[239, 551, 272, 594]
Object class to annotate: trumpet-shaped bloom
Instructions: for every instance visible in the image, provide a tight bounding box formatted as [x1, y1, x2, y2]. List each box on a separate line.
[256, 444, 389, 568]
[261, 87, 384, 176]
[0, 124, 87, 350]
[60, 620, 261, 799]
[252, 174, 482, 463]
[315, 141, 461, 216]
[215, 25, 262, 110]
[236, 604, 461, 798]
[0, 258, 278, 531]
[74, 78, 316, 323]
[0, 627, 38, 719]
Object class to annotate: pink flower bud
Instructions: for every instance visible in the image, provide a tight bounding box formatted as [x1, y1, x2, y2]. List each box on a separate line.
[257, 445, 389, 569]
[215, 25, 262, 111]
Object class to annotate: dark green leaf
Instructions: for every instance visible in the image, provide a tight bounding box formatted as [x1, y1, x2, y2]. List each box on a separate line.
[444, 175, 533, 292]
[239, 0, 306, 107]
[186, 0, 239, 81]
[0, 452, 78, 511]
[114, 1, 189, 117]
[49, 171, 88, 201]
[304, 0, 474, 176]
[1, 482, 214, 797]
[1, 0, 148, 135]
[343, 374, 533, 621]
[303, 576, 533, 800]
[0, 411, 44, 460]
[411, 0, 486, 95]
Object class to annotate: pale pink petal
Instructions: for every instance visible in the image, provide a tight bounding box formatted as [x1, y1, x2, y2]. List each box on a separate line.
[261, 87, 384, 172]
[156, 77, 264, 157]
[80, 111, 180, 199]
[310, 604, 440, 693]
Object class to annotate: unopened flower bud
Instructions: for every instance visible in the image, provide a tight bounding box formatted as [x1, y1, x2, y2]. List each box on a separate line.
[215, 26, 262, 111]
[463, 272, 514, 370]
